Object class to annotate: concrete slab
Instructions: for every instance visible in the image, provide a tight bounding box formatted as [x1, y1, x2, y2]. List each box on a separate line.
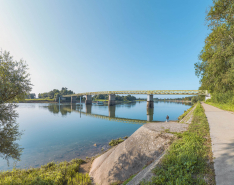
[89, 122, 188, 185]
[202, 103, 234, 185]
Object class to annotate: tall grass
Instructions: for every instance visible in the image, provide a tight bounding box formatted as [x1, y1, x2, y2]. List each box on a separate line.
[0, 159, 91, 185]
[142, 103, 215, 185]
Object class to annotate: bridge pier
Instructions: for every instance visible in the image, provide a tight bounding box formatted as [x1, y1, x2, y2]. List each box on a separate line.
[71, 96, 76, 103]
[147, 107, 154, 122]
[108, 94, 115, 106]
[108, 105, 116, 118]
[147, 94, 154, 108]
[85, 95, 92, 105]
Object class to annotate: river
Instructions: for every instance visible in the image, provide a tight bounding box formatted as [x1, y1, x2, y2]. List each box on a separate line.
[0, 101, 191, 170]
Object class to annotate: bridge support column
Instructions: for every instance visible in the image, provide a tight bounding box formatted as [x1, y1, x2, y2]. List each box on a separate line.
[108, 94, 115, 106]
[85, 95, 92, 105]
[71, 96, 76, 103]
[147, 94, 154, 108]
[109, 105, 116, 118]
[147, 107, 154, 122]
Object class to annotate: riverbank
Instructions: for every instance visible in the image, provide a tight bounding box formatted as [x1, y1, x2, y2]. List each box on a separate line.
[0, 102, 201, 184]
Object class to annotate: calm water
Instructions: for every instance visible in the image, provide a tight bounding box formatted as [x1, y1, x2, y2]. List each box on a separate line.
[0, 101, 191, 170]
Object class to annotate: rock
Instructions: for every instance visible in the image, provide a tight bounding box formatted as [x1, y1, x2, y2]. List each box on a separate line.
[89, 122, 188, 185]
[93, 143, 97, 147]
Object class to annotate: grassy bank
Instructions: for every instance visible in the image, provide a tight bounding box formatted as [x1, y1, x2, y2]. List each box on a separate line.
[205, 101, 234, 112]
[177, 105, 194, 122]
[143, 102, 215, 184]
[0, 159, 91, 185]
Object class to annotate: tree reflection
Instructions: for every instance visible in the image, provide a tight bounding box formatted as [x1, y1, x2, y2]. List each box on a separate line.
[0, 104, 23, 165]
[46, 104, 78, 116]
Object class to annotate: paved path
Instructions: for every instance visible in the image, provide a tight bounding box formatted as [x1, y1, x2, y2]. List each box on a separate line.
[202, 103, 234, 185]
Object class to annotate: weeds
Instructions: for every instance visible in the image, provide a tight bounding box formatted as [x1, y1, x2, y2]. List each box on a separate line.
[109, 136, 128, 147]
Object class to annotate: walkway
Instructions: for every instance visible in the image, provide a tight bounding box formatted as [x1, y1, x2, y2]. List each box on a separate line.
[202, 103, 234, 185]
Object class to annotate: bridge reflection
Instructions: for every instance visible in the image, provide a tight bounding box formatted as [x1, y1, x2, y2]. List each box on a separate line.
[43, 103, 153, 124]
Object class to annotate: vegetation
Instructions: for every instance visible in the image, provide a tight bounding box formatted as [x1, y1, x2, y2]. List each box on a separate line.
[155, 96, 203, 101]
[206, 100, 234, 112]
[0, 50, 32, 103]
[122, 174, 136, 185]
[38, 87, 75, 101]
[93, 94, 137, 101]
[0, 158, 91, 185]
[109, 138, 125, 147]
[195, 0, 234, 105]
[24, 98, 55, 102]
[0, 50, 31, 164]
[142, 103, 215, 184]
[177, 105, 194, 122]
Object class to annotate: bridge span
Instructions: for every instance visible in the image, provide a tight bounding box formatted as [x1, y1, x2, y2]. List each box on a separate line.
[63, 90, 208, 108]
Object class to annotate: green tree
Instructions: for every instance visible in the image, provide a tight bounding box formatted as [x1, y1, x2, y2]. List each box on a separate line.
[0, 50, 30, 165]
[0, 51, 32, 103]
[195, 0, 234, 93]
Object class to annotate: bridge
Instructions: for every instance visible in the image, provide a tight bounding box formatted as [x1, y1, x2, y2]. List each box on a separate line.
[63, 90, 208, 108]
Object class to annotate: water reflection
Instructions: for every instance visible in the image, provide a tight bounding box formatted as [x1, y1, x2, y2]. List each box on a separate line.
[147, 108, 154, 122]
[42, 103, 155, 124]
[42, 101, 191, 124]
[0, 104, 23, 165]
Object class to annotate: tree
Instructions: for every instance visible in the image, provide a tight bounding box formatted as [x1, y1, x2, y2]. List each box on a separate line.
[0, 51, 32, 103]
[195, 0, 234, 93]
[0, 50, 31, 165]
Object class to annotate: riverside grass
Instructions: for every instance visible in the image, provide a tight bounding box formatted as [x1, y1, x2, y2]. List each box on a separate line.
[177, 105, 194, 122]
[206, 101, 234, 112]
[142, 102, 215, 185]
[0, 159, 91, 185]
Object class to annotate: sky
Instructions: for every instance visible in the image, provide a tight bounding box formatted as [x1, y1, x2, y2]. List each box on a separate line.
[0, 0, 213, 98]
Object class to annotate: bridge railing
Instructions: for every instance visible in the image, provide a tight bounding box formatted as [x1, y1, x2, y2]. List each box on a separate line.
[63, 90, 208, 97]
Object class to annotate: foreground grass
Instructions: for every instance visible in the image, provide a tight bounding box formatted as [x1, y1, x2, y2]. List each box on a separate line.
[0, 159, 91, 185]
[205, 101, 234, 112]
[142, 102, 215, 185]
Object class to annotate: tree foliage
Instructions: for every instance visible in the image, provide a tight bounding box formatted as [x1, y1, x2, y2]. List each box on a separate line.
[0, 51, 32, 103]
[0, 50, 31, 165]
[195, 0, 234, 93]
[38, 87, 74, 99]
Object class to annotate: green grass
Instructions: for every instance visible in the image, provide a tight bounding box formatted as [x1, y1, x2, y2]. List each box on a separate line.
[122, 174, 136, 185]
[93, 99, 108, 101]
[141, 102, 215, 185]
[205, 101, 234, 112]
[25, 98, 55, 102]
[0, 159, 91, 185]
[177, 105, 194, 122]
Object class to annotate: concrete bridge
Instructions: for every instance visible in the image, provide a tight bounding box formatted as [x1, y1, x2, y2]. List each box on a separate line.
[63, 90, 208, 108]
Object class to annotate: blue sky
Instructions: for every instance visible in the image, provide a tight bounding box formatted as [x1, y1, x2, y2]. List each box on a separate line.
[0, 0, 213, 98]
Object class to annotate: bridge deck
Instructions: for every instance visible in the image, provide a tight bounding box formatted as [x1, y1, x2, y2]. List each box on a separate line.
[63, 90, 208, 97]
